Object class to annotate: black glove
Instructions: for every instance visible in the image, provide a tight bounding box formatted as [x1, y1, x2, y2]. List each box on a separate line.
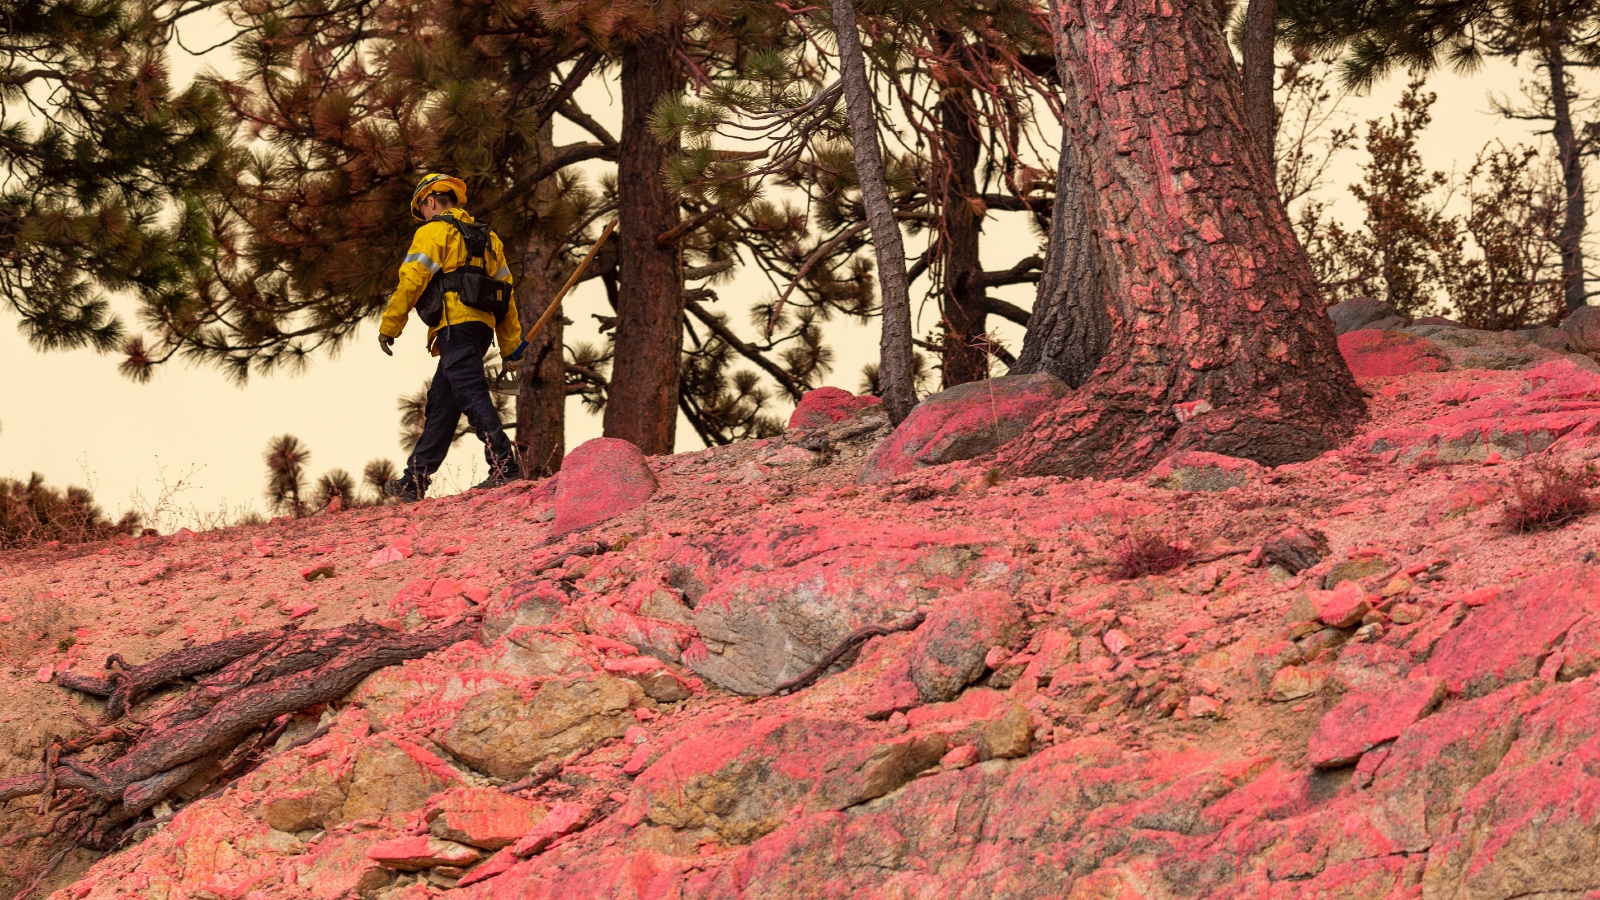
[378, 334, 395, 356]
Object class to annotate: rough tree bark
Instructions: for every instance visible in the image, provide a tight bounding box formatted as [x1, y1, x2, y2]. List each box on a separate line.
[1011, 0, 1110, 388]
[1241, 0, 1280, 171]
[833, 0, 917, 424]
[935, 33, 991, 389]
[603, 32, 685, 454]
[1001, 0, 1364, 478]
[516, 119, 568, 478]
[1543, 32, 1588, 312]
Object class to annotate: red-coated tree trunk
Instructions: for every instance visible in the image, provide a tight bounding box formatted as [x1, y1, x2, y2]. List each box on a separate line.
[515, 123, 566, 478]
[1001, 0, 1364, 478]
[937, 52, 991, 389]
[603, 34, 684, 455]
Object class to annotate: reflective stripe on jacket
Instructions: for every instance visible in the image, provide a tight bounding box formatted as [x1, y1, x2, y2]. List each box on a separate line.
[378, 207, 522, 356]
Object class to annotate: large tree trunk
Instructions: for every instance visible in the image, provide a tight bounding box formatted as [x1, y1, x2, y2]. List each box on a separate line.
[1240, 0, 1279, 171]
[1544, 34, 1588, 313]
[833, 0, 916, 424]
[937, 36, 990, 389]
[1012, 0, 1110, 388]
[516, 120, 567, 478]
[1001, 0, 1364, 478]
[604, 33, 684, 454]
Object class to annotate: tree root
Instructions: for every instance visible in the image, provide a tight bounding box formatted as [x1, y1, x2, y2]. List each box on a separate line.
[3, 616, 478, 848]
[768, 612, 926, 697]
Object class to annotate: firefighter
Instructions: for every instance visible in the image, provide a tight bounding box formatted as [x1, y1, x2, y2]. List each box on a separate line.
[378, 173, 523, 500]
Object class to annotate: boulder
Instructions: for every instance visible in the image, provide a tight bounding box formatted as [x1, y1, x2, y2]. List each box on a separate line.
[1307, 676, 1446, 768]
[1560, 304, 1600, 352]
[910, 590, 1026, 702]
[553, 438, 658, 535]
[630, 715, 946, 844]
[1520, 325, 1572, 352]
[1417, 326, 1572, 371]
[340, 735, 461, 826]
[787, 387, 882, 429]
[1337, 330, 1451, 378]
[677, 519, 1009, 696]
[436, 674, 644, 779]
[1426, 567, 1600, 697]
[426, 787, 549, 850]
[1147, 451, 1262, 492]
[1327, 297, 1407, 334]
[859, 374, 1070, 483]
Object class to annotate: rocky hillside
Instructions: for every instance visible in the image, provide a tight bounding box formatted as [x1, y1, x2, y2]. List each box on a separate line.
[7, 322, 1600, 899]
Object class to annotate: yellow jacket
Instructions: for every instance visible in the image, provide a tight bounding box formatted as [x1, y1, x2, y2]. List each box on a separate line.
[379, 208, 522, 356]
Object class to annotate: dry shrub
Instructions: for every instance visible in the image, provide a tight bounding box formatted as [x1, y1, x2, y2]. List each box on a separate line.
[0, 472, 138, 549]
[0, 587, 71, 665]
[1110, 523, 1195, 580]
[1501, 457, 1593, 533]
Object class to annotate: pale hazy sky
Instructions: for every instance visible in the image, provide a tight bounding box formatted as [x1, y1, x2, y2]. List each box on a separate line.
[1, 14, 1594, 529]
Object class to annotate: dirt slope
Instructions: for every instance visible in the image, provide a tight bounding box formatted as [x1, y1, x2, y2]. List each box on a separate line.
[6, 359, 1600, 899]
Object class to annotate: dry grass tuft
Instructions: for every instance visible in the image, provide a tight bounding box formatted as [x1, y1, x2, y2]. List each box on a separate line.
[1501, 457, 1593, 533]
[1110, 523, 1196, 580]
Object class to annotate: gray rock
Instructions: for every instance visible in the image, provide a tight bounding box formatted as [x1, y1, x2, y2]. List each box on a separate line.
[1521, 325, 1572, 352]
[1561, 305, 1600, 352]
[1328, 297, 1408, 335]
[1418, 327, 1563, 371]
[909, 590, 1026, 703]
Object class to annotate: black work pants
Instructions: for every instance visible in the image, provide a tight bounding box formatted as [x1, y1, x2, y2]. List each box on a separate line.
[401, 322, 516, 492]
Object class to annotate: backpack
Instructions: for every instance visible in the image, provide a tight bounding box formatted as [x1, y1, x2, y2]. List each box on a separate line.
[414, 215, 514, 327]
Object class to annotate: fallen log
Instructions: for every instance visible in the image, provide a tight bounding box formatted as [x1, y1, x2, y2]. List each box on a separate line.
[1, 616, 478, 847]
[54, 626, 296, 721]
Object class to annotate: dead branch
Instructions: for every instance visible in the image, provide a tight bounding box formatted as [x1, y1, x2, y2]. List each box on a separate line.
[768, 612, 926, 697]
[55, 626, 295, 721]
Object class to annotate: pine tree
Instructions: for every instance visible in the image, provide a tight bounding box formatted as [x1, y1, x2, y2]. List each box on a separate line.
[263, 434, 310, 517]
[1281, 0, 1600, 310]
[0, 0, 225, 355]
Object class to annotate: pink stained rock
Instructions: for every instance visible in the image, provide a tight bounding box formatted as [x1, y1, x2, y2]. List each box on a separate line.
[365, 835, 483, 871]
[1313, 582, 1373, 628]
[553, 438, 659, 535]
[1147, 450, 1262, 492]
[941, 744, 980, 770]
[509, 801, 591, 857]
[859, 373, 1070, 483]
[1337, 330, 1451, 379]
[1308, 676, 1446, 769]
[387, 578, 470, 624]
[628, 715, 946, 844]
[1427, 567, 1600, 697]
[909, 590, 1026, 703]
[787, 387, 882, 429]
[426, 787, 550, 850]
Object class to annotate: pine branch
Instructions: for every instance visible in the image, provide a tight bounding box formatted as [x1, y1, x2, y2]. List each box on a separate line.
[686, 297, 808, 401]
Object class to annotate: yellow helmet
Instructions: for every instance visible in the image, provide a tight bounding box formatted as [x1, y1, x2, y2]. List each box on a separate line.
[409, 173, 468, 221]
